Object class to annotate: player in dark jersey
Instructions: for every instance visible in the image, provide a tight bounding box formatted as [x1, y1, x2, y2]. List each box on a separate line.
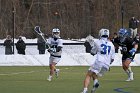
[117, 28, 138, 81]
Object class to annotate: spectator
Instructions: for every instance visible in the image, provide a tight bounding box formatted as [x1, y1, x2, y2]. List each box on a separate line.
[84, 35, 94, 53]
[112, 32, 119, 53]
[37, 34, 46, 54]
[129, 16, 139, 38]
[4, 35, 13, 55]
[16, 36, 26, 55]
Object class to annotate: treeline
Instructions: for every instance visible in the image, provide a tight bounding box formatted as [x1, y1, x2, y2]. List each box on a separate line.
[0, 0, 139, 39]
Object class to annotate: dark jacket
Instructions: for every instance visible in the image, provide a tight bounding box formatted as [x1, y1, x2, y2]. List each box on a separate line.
[16, 40, 26, 55]
[129, 18, 139, 29]
[4, 39, 13, 55]
[37, 36, 46, 54]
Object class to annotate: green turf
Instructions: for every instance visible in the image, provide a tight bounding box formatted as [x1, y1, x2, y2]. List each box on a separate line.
[0, 66, 139, 93]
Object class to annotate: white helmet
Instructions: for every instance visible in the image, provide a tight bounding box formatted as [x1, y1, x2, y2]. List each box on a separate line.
[52, 28, 60, 38]
[52, 28, 60, 33]
[99, 29, 109, 38]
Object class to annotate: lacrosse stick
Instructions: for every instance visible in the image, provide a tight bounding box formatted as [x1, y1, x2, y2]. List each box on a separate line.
[34, 26, 50, 49]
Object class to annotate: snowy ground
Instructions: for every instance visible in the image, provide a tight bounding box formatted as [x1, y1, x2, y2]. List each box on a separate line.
[0, 38, 140, 66]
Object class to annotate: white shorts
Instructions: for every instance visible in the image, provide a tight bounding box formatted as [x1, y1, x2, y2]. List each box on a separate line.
[49, 56, 61, 64]
[89, 61, 109, 76]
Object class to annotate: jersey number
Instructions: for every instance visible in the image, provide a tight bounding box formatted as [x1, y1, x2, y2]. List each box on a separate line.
[100, 44, 111, 54]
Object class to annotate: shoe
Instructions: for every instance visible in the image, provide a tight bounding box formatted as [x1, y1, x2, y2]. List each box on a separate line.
[55, 69, 60, 78]
[81, 90, 88, 93]
[125, 78, 133, 81]
[47, 75, 52, 81]
[47, 78, 51, 81]
[126, 72, 134, 81]
[91, 83, 99, 93]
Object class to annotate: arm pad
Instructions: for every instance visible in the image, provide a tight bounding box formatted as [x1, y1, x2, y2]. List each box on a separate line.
[129, 48, 136, 56]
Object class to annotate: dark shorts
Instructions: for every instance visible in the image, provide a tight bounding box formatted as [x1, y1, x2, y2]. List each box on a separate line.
[122, 53, 135, 61]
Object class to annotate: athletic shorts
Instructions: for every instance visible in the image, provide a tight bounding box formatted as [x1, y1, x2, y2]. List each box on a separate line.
[49, 56, 61, 64]
[122, 53, 135, 61]
[89, 61, 109, 76]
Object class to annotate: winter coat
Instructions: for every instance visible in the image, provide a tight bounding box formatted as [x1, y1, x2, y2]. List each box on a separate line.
[4, 39, 13, 55]
[16, 40, 26, 55]
[129, 18, 139, 29]
[37, 37, 46, 51]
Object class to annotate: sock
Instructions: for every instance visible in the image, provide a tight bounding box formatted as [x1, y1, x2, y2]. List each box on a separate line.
[128, 66, 133, 73]
[94, 79, 98, 85]
[48, 75, 52, 79]
[83, 88, 88, 92]
[125, 70, 130, 77]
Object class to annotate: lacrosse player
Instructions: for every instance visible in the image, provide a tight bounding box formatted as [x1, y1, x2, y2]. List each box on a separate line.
[81, 29, 115, 93]
[47, 28, 63, 81]
[116, 28, 138, 81]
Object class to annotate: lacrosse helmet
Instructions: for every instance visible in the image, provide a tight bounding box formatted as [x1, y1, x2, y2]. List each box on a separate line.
[99, 29, 109, 38]
[52, 28, 60, 38]
[118, 28, 129, 42]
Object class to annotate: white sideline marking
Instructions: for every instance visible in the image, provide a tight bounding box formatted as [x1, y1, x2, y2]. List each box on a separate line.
[0, 70, 47, 76]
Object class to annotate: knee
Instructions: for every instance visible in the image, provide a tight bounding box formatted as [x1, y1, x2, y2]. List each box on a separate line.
[50, 64, 55, 70]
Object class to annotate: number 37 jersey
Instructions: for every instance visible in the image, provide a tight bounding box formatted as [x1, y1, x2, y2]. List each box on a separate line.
[91, 38, 115, 65]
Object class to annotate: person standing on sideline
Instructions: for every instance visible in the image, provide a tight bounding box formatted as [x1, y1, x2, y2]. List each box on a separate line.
[84, 35, 94, 53]
[37, 33, 46, 54]
[4, 35, 13, 55]
[81, 29, 115, 93]
[116, 28, 138, 81]
[16, 36, 26, 55]
[47, 28, 63, 81]
[129, 17, 139, 38]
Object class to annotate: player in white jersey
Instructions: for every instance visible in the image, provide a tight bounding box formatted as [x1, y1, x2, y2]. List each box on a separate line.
[47, 28, 63, 81]
[81, 29, 115, 93]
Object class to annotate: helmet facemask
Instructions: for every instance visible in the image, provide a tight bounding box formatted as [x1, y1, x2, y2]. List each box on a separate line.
[52, 28, 60, 39]
[99, 29, 109, 38]
[53, 32, 60, 38]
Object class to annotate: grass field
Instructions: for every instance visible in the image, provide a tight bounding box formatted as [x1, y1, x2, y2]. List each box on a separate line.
[0, 66, 140, 93]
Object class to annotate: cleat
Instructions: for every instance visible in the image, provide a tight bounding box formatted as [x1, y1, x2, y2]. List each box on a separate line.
[94, 83, 99, 88]
[47, 78, 51, 81]
[126, 72, 134, 81]
[81, 91, 88, 93]
[55, 69, 60, 78]
[125, 78, 133, 82]
[47, 75, 52, 81]
[91, 83, 99, 93]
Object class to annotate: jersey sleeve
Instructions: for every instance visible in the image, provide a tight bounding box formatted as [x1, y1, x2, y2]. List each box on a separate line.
[58, 39, 63, 47]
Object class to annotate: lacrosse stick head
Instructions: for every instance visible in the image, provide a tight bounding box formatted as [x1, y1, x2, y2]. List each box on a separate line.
[34, 26, 41, 32]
